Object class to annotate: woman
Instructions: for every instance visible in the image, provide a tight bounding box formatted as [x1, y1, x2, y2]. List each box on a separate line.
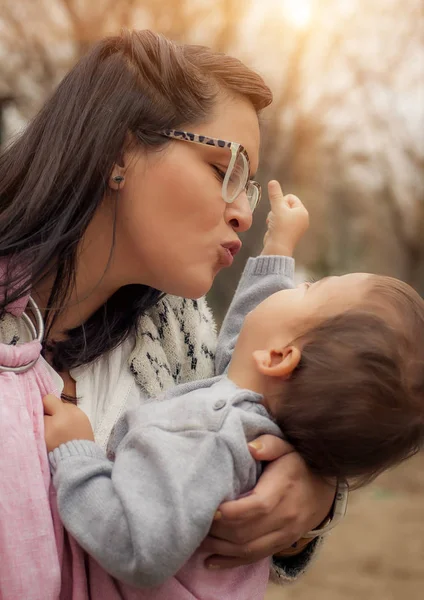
[0, 29, 336, 595]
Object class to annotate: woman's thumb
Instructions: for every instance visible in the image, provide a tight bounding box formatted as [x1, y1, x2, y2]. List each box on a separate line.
[248, 434, 294, 461]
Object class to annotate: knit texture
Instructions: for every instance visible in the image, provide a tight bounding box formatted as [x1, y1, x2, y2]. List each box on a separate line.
[129, 295, 217, 397]
[1, 295, 218, 391]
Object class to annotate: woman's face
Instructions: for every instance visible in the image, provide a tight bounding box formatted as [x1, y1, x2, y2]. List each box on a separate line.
[111, 95, 261, 298]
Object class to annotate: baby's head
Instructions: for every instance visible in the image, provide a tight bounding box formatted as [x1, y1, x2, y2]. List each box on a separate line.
[232, 273, 424, 488]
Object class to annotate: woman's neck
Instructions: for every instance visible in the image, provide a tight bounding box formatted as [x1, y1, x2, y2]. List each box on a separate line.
[31, 206, 149, 341]
[32, 267, 118, 341]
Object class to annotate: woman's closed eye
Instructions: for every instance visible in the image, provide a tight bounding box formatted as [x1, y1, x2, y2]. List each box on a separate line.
[211, 165, 226, 182]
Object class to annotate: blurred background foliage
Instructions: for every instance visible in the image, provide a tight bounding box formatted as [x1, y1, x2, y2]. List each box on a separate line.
[1, 2, 423, 598]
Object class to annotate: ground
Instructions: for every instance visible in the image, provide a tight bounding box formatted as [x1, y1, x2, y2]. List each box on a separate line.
[265, 452, 424, 600]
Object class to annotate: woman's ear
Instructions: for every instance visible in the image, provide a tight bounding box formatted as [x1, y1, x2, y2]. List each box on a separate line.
[252, 346, 301, 379]
[109, 137, 131, 190]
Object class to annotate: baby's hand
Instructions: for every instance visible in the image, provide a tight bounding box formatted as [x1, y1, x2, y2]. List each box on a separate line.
[261, 180, 309, 257]
[43, 394, 94, 452]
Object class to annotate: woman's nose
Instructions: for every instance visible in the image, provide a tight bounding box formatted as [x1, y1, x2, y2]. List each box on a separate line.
[224, 191, 253, 233]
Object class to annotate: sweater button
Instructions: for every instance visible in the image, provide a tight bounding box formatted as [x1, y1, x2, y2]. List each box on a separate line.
[213, 399, 227, 410]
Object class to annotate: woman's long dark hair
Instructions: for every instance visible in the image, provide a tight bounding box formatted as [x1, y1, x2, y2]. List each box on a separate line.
[0, 30, 272, 371]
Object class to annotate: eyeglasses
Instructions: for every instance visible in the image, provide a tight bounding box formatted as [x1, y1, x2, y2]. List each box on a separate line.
[156, 129, 261, 212]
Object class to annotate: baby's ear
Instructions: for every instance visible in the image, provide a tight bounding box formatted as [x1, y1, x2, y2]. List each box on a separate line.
[252, 346, 301, 379]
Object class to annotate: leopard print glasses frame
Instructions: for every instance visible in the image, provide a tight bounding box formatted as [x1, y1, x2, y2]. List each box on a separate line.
[157, 129, 261, 212]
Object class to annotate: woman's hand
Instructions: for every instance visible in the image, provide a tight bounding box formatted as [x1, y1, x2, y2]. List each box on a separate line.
[43, 394, 94, 452]
[202, 435, 335, 569]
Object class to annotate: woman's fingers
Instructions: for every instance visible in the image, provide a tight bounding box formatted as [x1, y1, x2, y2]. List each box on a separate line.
[210, 504, 290, 544]
[214, 467, 286, 524]
[204, 451, 336, 570]
[213, 440, 294, 523]
[201, 529, 291, 568]
[212, 491, 275, 524]
[248, 434, 294, 462]
[210, 453, 332, 538]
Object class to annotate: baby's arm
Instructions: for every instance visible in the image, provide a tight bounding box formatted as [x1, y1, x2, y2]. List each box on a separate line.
[44, 393, 244, 588]
[215, 181, 309, 374]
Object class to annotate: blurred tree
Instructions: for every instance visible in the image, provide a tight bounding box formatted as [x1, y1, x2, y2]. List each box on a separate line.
[0, 0, 138, 118]
[210, 0, 424, 320]
[0, 0, 246, 120]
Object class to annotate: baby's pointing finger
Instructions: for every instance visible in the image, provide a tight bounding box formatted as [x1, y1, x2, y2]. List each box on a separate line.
[267, 180, 284, 208]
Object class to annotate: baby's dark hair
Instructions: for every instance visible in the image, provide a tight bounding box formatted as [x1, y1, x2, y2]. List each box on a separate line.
[274, 276, 424, 489]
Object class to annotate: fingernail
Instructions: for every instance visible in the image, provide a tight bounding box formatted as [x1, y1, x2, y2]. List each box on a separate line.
[248, 441, 263, 451]
[207, 564, 221, 570]
[269, 180, 282, 192]
[213, 510, 222, 521]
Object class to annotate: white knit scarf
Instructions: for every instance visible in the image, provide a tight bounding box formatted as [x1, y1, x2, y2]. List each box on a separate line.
[0, 296, 217, 397]
[129, 295, 217, 397]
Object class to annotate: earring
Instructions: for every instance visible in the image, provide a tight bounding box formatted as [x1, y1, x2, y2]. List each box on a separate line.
[113, 175, 124, 183]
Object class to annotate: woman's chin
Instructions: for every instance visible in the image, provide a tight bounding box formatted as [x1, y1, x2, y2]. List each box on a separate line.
[166, 277, 214, 300]
[178, 285, 212, 300]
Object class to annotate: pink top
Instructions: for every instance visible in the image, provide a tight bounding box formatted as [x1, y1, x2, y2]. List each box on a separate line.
[0, 338, 60, 599]
[86, 551, 269, 600]
[0, 259, 89, 600]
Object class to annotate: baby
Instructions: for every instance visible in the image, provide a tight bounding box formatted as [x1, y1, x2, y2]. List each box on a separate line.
[44, 182, 424, 600]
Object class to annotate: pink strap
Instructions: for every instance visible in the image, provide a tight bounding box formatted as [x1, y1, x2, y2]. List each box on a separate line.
[0, 362, 61, 599]
[0, 340, 42, 367]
